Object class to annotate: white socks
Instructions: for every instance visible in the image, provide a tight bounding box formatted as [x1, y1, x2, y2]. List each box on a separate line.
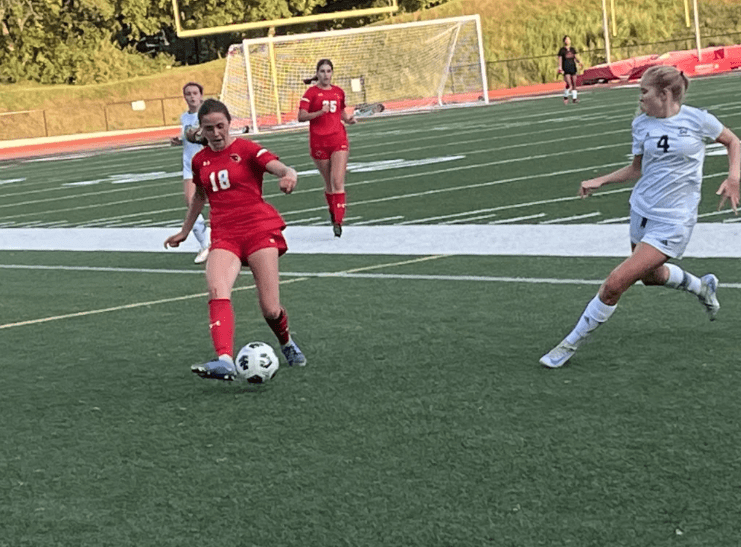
[564, 295, 617, 347]
[664, 263, 702, 295]
[572, 90, 578, 100]
[192, 214, 209, 249]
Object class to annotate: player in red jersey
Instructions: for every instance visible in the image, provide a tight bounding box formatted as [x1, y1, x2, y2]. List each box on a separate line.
[298, 58, 356, 237]
[164, 98, 306, 381]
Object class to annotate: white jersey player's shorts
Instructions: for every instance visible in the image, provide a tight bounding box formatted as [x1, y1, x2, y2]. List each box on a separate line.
[182, 156, 194, 179]
[629, 210, 695, 259]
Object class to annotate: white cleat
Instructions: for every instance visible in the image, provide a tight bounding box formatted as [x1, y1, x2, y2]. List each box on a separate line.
[539, 341, 578, 369]
[698, 274, 719, 321]
[194, 246, 210, 264]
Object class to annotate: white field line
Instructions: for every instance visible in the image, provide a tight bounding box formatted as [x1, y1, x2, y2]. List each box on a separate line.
[0, 115, 625, 198]
[0, 255, 449, 330]
[444, 212, 499, 223]
[0, 277, 307, 330]
[351, 216, 405, 225]
[489, 213, 547, 224]
[2, 262, 740, 330]
[0, 124, 625, 210]
[540, 212, 601, 224]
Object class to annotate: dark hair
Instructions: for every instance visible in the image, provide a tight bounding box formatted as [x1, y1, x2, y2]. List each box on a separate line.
[198, 98, 231, 124]
[303, 58, 333, 85]
[562, 35, 570, 43]
[182, 81, 203, 95]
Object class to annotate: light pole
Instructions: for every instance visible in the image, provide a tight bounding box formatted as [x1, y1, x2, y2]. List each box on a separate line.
[601, 0, 612, 64]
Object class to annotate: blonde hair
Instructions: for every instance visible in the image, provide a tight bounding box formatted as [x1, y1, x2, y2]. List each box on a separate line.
[640, 65, 689, 103]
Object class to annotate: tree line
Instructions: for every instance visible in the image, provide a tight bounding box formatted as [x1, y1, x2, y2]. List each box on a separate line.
[0, 0, 446, 85]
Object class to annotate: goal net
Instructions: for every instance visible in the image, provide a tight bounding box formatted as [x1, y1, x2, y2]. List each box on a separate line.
[220, 15, 488, 133]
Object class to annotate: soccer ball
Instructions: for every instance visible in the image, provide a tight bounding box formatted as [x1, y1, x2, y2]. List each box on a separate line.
[235, 342, 280, 384]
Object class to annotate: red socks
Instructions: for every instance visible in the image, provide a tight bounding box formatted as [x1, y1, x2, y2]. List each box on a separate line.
[334, 192, 346, 224]
[209, 299, 292, 354]
[208, 299, 234, 358]
[325, 192, 347, 224]
[265, 307, 290, 345]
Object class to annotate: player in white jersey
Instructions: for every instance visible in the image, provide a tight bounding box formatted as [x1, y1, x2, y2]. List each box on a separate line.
[541, 65, 740, 368]
[170, 82, 210, 263]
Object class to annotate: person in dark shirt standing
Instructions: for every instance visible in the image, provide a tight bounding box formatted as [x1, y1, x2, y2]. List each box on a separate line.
[557, 35, 583, 104]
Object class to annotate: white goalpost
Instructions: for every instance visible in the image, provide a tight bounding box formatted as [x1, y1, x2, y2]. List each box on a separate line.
[220, 15, 489, 133]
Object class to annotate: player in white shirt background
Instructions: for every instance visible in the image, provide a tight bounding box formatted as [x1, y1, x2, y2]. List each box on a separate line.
[170, 81, 210, 264]
[541, 65, 740, 369]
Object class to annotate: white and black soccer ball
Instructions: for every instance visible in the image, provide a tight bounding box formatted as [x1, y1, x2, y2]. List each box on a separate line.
[235, 342, 280, 384]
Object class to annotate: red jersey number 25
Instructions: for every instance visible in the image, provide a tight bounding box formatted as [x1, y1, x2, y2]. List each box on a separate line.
[209, 170, 231, 192]
[323, 100, 337, 113]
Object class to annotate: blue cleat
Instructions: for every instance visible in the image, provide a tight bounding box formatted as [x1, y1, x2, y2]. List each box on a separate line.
[191, 358, 237, 381]
[281, 341, 307, 367]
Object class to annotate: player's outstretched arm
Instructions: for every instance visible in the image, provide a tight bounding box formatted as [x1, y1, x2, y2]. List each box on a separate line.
[266, 160, 298, 194]
[580, 155, 642, 197]
[165, 187, 207, 248]
[715, 127, 740, 214]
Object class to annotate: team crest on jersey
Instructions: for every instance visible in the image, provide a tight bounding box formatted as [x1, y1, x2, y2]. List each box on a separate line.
[679, 128, 688, 135]
[230, 153, 241, 163]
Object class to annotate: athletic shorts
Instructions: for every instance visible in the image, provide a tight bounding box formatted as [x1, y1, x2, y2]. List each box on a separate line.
[310, 134, 349, 160]
[211, 229, 287, 264]
[562, 66, 577, 76]
[629, 210, 694, 259]
[182, 157, 194, 179]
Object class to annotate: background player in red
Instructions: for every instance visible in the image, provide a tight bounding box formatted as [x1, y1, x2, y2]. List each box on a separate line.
[298, 58, 356, 237]
[164, 99, 306, 380]
[557, 35, 583, 104]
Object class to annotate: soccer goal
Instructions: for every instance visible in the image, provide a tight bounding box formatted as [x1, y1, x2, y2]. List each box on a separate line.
[220, 15, 489, 133]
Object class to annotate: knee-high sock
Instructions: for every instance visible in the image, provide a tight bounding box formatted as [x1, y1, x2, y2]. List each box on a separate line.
[664, 263, 702, 295]
[333, 192, 346, 224]
[265, 307, 290, 346]
[208, 299, 235, 358]
[325, 192, 335, 223]
[564, 295, 617, 347]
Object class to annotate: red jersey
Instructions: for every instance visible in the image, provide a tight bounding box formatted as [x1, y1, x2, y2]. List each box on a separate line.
[300, 85, 347, 139]
[192, 138, 285, 239]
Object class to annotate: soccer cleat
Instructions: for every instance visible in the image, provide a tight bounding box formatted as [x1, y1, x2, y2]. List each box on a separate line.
[332, 223, 342, 238]
[191, 358, 236, 381]
[572, 98, 579, 103]
[539, 341, 578, 369]
[281, 341, 307, 367]
[698, 274, 720, 321]
[194, 246, 210, 264]
[563, 97, 569, 105]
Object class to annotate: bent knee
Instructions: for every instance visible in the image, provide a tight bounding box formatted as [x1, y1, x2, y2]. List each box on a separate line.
[600, 278, 628, 304]
[260, 304, 282, 320]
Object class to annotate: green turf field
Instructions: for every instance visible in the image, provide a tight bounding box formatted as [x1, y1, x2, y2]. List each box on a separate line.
[1, 75, 740, 546]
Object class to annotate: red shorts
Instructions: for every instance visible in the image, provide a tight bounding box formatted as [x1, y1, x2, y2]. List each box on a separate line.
[310, 133, 349, 160]
[211, 229, 287, 264]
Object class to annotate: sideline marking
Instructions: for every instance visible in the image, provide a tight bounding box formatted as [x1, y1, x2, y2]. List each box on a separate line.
[3, 261, 739, 330]
[0, 255, 448, 330]
[0, 277, 305, 330]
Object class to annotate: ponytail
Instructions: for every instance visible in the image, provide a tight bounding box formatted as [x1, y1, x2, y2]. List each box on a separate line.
[304, 58, 333, 85]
